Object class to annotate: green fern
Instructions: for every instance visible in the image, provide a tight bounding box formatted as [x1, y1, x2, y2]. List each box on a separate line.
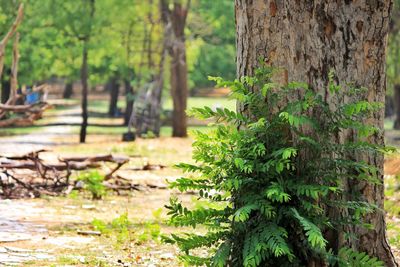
[165, 65, 388, 266]
[338, 247, 384, 267]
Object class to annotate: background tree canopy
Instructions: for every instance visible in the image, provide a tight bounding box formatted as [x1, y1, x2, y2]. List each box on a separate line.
[0, 0, 235, 91]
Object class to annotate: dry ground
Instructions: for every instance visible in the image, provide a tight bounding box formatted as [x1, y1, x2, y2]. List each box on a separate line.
[2, 103, 400, 266]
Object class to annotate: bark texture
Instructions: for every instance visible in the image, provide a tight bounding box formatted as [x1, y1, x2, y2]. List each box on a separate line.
[235, 0, 396, 266]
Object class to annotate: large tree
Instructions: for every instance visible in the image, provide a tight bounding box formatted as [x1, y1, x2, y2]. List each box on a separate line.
[235, 0, 396, 266]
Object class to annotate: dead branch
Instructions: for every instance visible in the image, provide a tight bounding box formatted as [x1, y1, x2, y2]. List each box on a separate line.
[2, 149, 49, 160]
[0, 103, 51, 127]
[0, 102, 49, 113]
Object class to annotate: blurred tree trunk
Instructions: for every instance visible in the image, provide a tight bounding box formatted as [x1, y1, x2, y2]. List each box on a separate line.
[124, 79, 134, 126]
[235, 0, 396, 266]
[161, 0, 190, 137]
[386, 94, 395, 117]
[63, 82, 73, 99]
[394, 84, 400, 129]
[108, 76, 119, 117]
[79, 0, 95, 143]
[80, 42, 89, 143]
[1, 72, 10, 104]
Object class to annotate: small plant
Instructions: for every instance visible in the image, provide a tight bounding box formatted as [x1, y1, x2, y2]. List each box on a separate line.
[92, 213, 132, 246]
[165, 66, 390, 266]
[91, 212, 161, 246]
[77, 170, 106, 200]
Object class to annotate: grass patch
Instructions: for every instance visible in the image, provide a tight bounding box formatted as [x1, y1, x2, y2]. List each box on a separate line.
[164, 96, 236, 111]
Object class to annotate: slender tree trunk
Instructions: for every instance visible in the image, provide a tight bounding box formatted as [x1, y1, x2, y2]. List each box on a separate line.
[63, 82, 73, 99]
[394, 84, 400, 129]
[235, 0, 396, 266]
[108, 76, 119, 117]
[79, 0, 95, 143]
[80, 42, 89, 143]
[9, 32, 19, 103]
[124, 79, 134, 126]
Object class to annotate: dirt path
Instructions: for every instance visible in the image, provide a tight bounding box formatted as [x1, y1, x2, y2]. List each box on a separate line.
[0, 105, 190, 266]
[0, 105, 81, 155]
[0, 106, 80, 266]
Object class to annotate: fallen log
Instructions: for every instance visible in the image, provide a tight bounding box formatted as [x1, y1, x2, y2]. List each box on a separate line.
[0, 103, 51, 127]
[0, 102, 49, 113]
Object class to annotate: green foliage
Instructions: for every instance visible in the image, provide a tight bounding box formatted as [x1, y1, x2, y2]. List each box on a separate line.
[77, 170, 106, 200]
[92, 211, 162, 246]
[337, 247, 384, 267]
[166, 66, 389, 266]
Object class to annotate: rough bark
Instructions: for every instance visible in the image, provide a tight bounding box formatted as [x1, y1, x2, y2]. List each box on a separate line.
[161, 0, 190, 137]
[62, 82, 73, 99]
[235, 0, 396, 266]
[107, 76, 120, 117]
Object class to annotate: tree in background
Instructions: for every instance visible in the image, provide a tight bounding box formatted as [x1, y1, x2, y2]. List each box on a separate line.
[48, 0, 96, 143]
[389, 0, 400, 128]
[161, 0, 190, 137]
[235, 0, 395, 265]
[188, 0, 235, 92]
[0, 0, 236, 139]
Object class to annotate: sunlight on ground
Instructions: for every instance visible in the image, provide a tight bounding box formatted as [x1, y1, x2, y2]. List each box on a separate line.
[2, 106, 400, 266]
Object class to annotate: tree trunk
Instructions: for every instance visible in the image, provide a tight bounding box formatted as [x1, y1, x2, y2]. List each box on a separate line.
[235, 0, 396, 266]
[63, 82, 73, 99]
[123, 79, 134, 126]
[170, 42, 188, 137]
[394, 84, 400, 129]
[1, 73, 10, 104]
[80, 42, 89, 143]
[79, 0, 95, 143]
[161, 0, 189, 137]
[108, 76, 119, 117]
[386, 95, 395, 118]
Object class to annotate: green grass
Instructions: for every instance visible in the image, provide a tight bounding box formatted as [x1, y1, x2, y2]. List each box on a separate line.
[87, 96, 236, 114]
[0, 97, 226, 137]
[385, 118, 394, 130]
[65, 125, 213, 136]
[164, 96, 236, 111]
[87, 99, 126, 114]
[0, 126, 42, 136]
